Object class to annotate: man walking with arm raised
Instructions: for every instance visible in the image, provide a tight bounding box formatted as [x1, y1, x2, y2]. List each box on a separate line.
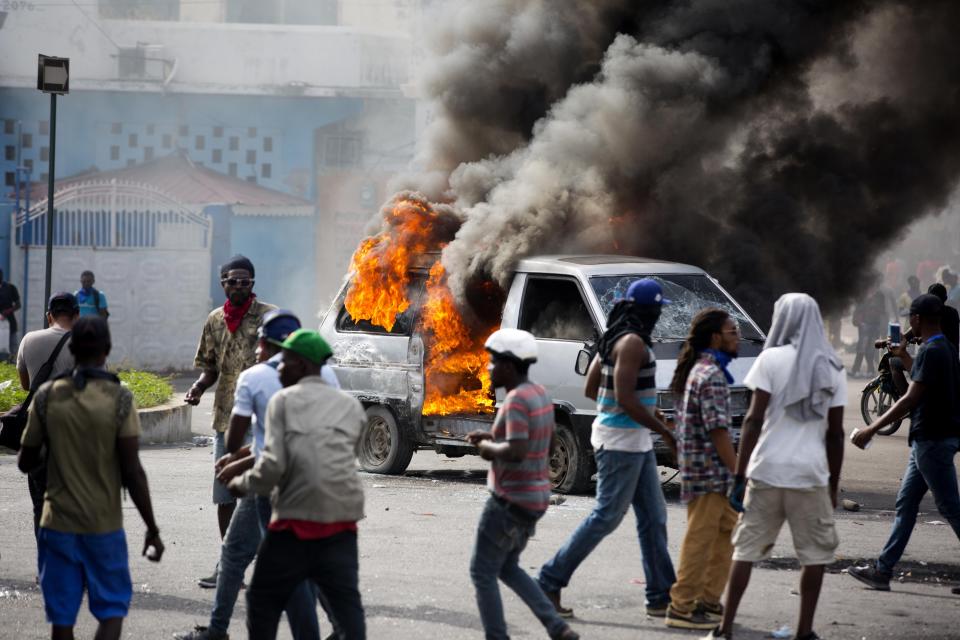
[848, 293, 960, 593]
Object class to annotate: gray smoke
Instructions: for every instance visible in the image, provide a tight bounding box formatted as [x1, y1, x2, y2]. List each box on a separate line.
[394, 1, 638, 198]
[406, 0, 960, 325]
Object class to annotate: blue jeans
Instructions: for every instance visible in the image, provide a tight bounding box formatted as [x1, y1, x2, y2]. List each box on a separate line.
[470, 496, 569, 640]
[877, 437, 960, 577]
[209, 496, 320, 638]
[538, 447, 676, 607]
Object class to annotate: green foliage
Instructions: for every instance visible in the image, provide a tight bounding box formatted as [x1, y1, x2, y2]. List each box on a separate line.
[117, 371, 173, 409]
[0, 363, 28, 413]
[0, 366, 172, 412]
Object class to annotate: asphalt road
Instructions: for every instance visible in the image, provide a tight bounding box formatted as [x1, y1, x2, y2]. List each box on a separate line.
[0, 368, 958, 639]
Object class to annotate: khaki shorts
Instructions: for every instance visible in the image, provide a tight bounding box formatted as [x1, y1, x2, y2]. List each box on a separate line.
[732, 480, 838, 566]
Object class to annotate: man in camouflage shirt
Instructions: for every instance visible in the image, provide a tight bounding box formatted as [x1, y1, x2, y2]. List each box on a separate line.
[185, 255, 275, 588]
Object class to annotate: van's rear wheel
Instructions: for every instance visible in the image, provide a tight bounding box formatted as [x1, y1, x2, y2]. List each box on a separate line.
[358, 405, 414, 475]
[550, 420, 593, 494]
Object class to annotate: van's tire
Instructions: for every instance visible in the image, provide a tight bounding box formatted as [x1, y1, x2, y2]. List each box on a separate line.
[550, 419, 593, 495]
[358, 405, 414, 475]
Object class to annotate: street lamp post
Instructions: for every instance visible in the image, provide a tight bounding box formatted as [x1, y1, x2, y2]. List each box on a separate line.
[37, 55, 68, 328]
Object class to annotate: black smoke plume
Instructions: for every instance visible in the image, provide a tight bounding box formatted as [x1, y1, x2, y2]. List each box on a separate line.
[405, 0, 960, 326]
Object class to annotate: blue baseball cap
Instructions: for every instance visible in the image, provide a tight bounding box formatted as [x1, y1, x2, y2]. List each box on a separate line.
[258, 309, 301, 345]
[626, 279, 671, 305]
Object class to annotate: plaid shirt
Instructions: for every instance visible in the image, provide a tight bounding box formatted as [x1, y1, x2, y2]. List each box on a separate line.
[677, 352, 732, 503]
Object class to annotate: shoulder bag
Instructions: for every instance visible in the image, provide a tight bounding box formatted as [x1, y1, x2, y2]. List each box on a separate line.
[0, 331, 71, 450]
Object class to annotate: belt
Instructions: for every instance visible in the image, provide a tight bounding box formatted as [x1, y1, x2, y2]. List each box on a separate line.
[492, 494, 542, 524]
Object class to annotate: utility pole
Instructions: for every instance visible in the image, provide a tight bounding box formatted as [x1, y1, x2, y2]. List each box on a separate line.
[37, 55, 69, 327]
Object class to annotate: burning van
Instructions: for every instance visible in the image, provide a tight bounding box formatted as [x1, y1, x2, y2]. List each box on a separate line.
[320, 253, 765, 494]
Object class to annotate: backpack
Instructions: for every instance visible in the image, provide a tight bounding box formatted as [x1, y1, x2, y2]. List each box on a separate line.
[89, 288, 109, 319]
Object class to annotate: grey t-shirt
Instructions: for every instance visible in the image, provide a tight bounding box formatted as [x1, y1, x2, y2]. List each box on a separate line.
[16, 327, 73, 387]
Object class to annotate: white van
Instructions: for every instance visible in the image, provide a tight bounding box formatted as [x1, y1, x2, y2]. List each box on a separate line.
[320, 255, 765, 493]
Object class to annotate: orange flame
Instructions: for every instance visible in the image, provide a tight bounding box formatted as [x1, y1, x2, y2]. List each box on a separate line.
[344, 197, 438, 332]
[343, 196, 496, 416]
[421, 262, 496, 415]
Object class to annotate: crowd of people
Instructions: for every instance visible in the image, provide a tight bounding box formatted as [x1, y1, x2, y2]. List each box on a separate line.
[10, 256, 960, 640]
[849, 266, 960, 378]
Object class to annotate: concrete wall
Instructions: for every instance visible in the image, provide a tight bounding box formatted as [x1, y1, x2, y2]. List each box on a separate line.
[10, 244, 211, 369]
[0, 8, 410, 93]
[0, 88, 364, 201]
[139, 401, 193, 444]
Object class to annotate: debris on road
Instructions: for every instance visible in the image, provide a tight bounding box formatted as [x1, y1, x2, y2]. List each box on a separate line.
[192, 436, 214, 447]
[842, 499, 861, 512]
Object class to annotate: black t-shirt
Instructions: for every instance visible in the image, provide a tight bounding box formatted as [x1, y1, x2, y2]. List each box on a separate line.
[941, 305, 960, 355]
[0, 282, 20, 332]
[909, 335, 960, 442]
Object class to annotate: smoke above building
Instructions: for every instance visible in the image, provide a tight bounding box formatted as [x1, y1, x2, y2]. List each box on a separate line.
[399, 0, 960, 324]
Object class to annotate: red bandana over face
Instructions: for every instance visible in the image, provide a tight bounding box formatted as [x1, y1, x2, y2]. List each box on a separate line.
[224, 294, 255, 333]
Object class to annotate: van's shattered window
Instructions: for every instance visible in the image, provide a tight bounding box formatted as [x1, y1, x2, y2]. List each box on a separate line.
[337, 280, 423, 335]
[590, 275, 763, 341]
[520, 277, 597, 341]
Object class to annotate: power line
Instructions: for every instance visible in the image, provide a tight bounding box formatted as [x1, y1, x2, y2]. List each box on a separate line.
[69, 0, 122, 50]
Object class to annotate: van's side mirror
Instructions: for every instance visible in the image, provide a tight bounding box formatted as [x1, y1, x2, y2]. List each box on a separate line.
[574, 349, 592, 376]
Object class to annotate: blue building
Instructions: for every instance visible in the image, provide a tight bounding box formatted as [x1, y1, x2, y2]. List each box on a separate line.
[1, 3, 416, 326]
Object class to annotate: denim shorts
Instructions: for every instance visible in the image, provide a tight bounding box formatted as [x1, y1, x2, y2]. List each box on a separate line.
[213, 431, 243, 504]
[38, 528, 132, 625]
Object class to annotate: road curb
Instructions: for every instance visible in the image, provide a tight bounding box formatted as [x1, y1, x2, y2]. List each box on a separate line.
[138, 400, 192, 444]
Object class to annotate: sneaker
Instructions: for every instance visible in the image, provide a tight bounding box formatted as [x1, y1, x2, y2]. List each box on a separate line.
[795, 633, 821, 640]
[646, 602, 668, 617]
[698, 601, 723, 622]
[665, 604, 718, 630]
[702, 627, 732, 640]
[848, 565, 891, 591]
[544, 589, 574, 618]
[551, 628, 580, 640]
[197, 566, 219, 589]
[173, 626, 228, 640]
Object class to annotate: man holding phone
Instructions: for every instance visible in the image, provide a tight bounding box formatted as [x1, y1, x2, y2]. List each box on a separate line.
[849, 294, 960, 592]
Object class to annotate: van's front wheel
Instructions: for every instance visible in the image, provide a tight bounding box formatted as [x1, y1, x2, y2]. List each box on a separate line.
[550, 420, 593, 494]
[358, 405, 414, 474]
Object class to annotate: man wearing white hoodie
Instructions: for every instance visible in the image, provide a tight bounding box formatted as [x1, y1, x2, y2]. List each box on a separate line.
[707, 294, 846, 640]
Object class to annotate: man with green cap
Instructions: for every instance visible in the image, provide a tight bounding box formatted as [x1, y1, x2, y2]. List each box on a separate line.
[229, 329, 367, 639]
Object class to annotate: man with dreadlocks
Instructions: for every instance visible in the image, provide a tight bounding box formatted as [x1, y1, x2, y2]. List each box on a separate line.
[538, 279, 677, 619]
[665, 309, 740, 630]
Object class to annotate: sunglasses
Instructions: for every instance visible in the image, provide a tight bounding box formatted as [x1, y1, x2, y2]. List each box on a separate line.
[221, 278, 254, 288]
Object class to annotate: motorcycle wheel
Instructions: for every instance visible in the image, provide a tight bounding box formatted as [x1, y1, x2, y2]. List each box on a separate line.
[860, 379, 903, 436]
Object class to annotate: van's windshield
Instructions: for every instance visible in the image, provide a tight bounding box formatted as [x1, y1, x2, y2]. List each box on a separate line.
[589, 274, 764, 342]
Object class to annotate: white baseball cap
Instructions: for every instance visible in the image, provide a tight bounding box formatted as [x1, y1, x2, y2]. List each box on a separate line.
[485, 328, 538, 363]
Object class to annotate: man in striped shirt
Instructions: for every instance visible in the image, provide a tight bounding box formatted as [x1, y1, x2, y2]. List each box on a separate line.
[467, 329, 579, 640]
[538, 279, 677, 619]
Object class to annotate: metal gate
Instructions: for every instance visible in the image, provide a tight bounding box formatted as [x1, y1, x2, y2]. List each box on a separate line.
[10, 179, 213, 369]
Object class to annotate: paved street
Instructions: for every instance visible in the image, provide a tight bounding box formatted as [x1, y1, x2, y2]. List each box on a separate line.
[1, 373, 958, 639]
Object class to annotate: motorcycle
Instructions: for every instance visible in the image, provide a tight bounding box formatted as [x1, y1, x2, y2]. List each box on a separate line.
[859, 337, 919, 436]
